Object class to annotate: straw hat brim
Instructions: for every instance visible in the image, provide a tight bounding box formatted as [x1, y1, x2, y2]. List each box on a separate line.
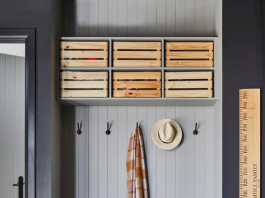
[152, 119, 183, 150]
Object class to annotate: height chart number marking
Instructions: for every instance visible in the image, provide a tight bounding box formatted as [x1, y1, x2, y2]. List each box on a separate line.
[239, 89, 260, 198]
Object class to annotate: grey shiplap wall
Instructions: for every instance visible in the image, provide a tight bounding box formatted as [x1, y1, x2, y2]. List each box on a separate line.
[62, 105, 218, 198]
[62, 0, 218, 37]
[0, 54, 25, 198]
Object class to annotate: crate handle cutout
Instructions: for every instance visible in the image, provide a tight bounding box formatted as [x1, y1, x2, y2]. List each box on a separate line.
[60, 41, 109, 68]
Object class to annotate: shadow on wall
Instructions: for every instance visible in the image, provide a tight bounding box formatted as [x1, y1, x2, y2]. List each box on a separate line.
[61, 0, 217, 37]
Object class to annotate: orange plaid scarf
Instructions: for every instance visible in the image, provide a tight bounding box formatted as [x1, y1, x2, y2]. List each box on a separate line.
[126, 127, 148, 198]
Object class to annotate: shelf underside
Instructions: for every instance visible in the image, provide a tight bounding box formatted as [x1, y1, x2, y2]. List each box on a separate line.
[60, 98, 217, 106]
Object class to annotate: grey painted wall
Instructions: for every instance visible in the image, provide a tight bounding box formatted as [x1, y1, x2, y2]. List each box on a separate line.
[62, 0, 218, 37]
[61, 105, 220, 198]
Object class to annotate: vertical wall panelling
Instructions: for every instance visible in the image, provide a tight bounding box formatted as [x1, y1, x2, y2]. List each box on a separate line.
[77, 107, 89, 198]
[88, 0, 99, 36]
[156, 107, 166, 197]
[166, 0, 176, 36]
[137, 0, 147, 36]
[62, 0, 218, 36]
[194, 107, 205, 198]
[107, 107, 118, 197]
[204, 106, 214, 198]
[5, 55, 16, 198]
[77, 0, 89, 36]
[195, 0, 205, 36]
[88, 107, 98, 197]
[146, 107, 157, 198]
[117, 107, 127, 198]
[98, 106, 108, 198]
[61, 105, 218, 198]
[165, 107, 176, 198]
[98, 0, 108, 36]
[175, 0, 186, 36]
[108, 0, 118, 36]
[156, 0, 166, 36]
[204, 0, 214, 36]
[0, 54, 25, 198]
[117, 0, 128, 36]
[128, 0, 137, 36]
[175, 106, 186, 197]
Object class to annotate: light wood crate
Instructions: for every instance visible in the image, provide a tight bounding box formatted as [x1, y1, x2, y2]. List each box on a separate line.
[60, 42, 108, 68]
[165, 71, 213, 98]
[113, 42, 161, 67]
[113, 72, 161, 97]
[60, 71, 108, 98]
[165, 42, 213, 67]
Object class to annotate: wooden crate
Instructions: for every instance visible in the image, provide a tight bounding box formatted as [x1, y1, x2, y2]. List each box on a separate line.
[165, 71, 213, 98]
[60, 71, 108, 97]
[113, 72, 161, 97]
[113, 42, 161, 67]
[165, 42, 214, 67]
[60, 42, 108, 68]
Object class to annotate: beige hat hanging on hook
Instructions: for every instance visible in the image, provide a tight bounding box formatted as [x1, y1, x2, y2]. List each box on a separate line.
[152, 119, 183, 150]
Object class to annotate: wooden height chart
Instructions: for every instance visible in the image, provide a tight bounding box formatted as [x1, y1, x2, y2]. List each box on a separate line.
[239, 89, 260, 198]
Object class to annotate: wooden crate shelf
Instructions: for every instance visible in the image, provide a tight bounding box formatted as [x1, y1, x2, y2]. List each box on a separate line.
[113, 72, 161, 97]
[60, 71, 108, 98]
[165, 71, 213, 98]
[165, 42, 214, 67]
[113, 42, 161, 67]
[60, 42, 108, 68]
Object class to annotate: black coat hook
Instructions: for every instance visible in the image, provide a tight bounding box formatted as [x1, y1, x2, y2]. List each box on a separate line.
[77, 122, 82, 135]
[136, 122, 139, 128]
[106, 122, 111, 135]
[193, 123, 198, 135]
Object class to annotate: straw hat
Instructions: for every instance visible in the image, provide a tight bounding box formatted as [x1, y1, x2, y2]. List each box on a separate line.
[152, 119, 183, 150]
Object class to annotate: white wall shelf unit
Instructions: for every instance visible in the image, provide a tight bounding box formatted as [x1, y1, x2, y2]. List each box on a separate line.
[59, 37, 221, 106]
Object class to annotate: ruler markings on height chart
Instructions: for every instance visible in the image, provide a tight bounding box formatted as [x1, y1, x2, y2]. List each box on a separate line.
[239, 89, 260, 198]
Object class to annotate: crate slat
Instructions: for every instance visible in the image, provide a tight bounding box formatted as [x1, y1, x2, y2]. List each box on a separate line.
[165, 42, 214, 67]
[165, 90, 212, 98]
[113, 51, 161, 59]
[165, 81, 212, 89]
[113, 72, 161, 80]
[166, 42, 213, 51]
[113, 42, 161, 50]
[166, 51, 213, 60]
[165, 72, 212, 80]
[61, 90, 108, 98]
[113, 81, 161, 89]
[165, 60, 213, 67]
[60, 72, 108, 80]
[113, 41, 162, 67]
[61, 42, 108, 50]
[60, 81, 108, 89]
[113, 90, 161, 98]
[165, 71, 213, 98]
[61, 51, 108, 59]
[61, 60, 108, 67]
[113, 60, 161, 67]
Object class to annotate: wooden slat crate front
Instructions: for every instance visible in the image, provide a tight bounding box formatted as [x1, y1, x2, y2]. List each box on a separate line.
[60, 71, 108, 97]
[113, 42, 162, 67]
[165, 42, 214, 67]
[60, 42, 108, 68]
[113, 72, 161, 97]
[165, 71, 213, 98]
